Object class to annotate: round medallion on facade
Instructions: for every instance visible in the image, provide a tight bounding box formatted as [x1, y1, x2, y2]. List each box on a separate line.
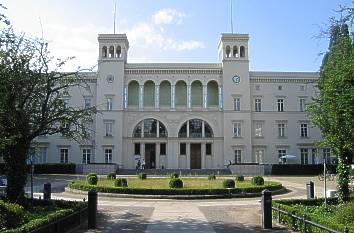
[232, 75, 241, 84]
[106, 74, 114, 83]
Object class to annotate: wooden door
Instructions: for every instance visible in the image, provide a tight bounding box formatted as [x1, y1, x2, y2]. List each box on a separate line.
[190, 143, 201, 169]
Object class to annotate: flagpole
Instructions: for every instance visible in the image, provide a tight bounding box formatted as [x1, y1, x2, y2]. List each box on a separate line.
[230, 0, 233, 34]
[113, 0, 116, 34]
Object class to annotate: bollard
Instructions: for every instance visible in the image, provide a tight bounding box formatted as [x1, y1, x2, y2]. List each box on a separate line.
[43, 183, 51, 200]
[306, 181, 314, 199]
[261, 189, 272, 229]
[88, 189, 97, 229]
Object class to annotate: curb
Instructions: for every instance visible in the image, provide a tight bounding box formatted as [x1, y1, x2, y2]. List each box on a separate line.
[65, 187, 287, 200]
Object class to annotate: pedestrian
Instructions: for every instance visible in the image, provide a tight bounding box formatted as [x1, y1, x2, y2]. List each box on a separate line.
[141, 158, 145, 170]
[136, 159, 141, 171]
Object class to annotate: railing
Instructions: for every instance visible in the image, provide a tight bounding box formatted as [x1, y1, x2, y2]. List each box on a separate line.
[30, 206, 88, 233]
[272, 205, 348, 233]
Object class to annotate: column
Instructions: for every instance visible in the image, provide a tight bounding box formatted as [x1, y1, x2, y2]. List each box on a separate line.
[201, 142, 206, 169]
[141, 143, 145, 160]
[171, 84, 175, 109]
[187, 84, 191, 109]
[218, 85, 223, 110]
[123, 85, 128, 109]
[202, 121, 205, 138]
[156, 143, 160, 169]
[139, 85, 144, 110]
[155, 84, 160, 110]
[141, 120, 144, 138]
[203, 84, 207, 109]
[156, 121, 160, 138]
[186, 120, 190, 138]
[186, 142, 191, 169]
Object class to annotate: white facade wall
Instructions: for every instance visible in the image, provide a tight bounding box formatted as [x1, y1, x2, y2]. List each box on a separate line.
[32, 33, 331, 169]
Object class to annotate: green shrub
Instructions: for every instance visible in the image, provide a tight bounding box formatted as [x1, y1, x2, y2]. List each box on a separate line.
[235, 175, 244, 181]
[0, 200, 29, 229]
[114, 178, 128, 187]
[138, 172, 147, 180]
[87, 173, 98, 185]
[222, 179, 235, 188]
[170, 172, 179, 179]
[107, 173, 116, 180]
[334, 202, 354, 225]
[33, 163, 76, 174]
[169, 178, 183, 188]
[208, 174, 216, 180]
[251, 176, 264, 185]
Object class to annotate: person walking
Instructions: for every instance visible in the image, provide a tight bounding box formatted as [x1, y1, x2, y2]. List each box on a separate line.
[136, 159, 141, 171]
[141, 158, 146, 170]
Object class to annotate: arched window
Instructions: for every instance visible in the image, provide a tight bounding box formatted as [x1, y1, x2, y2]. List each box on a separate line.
[175, 80, 187, 107]
[144, 81, 155, 107]
[133, 119, 167, 138]
[109, 46, 114, 58]
[116, 46, 121, 58]
[128, 81, 139, 106]
[240, 46, 245, 58]
[178, 119, 213, 138]
[233, 46, 238, 57]
[102, 46, 107, 58]
[191, 80, 202, 107]
[159, 81, 171, 107]
[207, 81, 218, 107]
[226, 46, 231, 58]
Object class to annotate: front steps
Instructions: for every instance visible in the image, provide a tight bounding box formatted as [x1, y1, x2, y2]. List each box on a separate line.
[117, 168, 231, 176]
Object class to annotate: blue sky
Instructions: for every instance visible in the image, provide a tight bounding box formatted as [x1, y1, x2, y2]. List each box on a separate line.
[4, 0, 352, 71]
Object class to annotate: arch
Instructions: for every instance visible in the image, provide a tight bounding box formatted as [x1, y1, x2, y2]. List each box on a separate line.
[128, 81, 139, 106]
[225, 45, 231, 58]
[132, 118, 168, 138]
[175, 80, 187, 107]
[109, 46, 114, 58]
[159, 81, 171, 107]
[144, 80, 155, 107]
[178, 119, 214, 138]
[207, 81, 218, 107]
[191, 80, 202, 107]
[116, 46, 121, 58]
[233, 46, 238, 57]
[240, 46, 245, 57]
[102, 46, 107, 58]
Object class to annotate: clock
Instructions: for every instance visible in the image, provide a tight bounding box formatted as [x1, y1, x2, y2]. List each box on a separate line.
[232, 75, 241, 84]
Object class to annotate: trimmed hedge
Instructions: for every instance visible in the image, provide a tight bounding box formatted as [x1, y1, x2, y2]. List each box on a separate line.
[170, 173, 179, 179]
[273, 197, 354, 232]
[68, 181, 283, 196]
[222, 179, 235, 188]
[86, 173, 98, 185]
[107, 173, 116, 180]
[138, 172, 147, 180]
[235, 175, 244, 182]
[169, 178, 183, 188]
[251, 176, 264, 186]
[115, 178, 128, 187]
[0, 200, 29, 229]
[271, 164, 337, 175]
[208, 174, 216, 180]
[0, 163, 76, 175]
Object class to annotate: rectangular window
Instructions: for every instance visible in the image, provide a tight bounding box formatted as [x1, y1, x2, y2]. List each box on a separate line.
[278, 149, 287, 164]
[323, 148, 331, 164]
[104, 148, 112, 163]
[300, 123, 308, 137]
[255, 85, 260, 90]
[301, 148, 309, 164]
[160, 143, 166, 155]
[233, 98, 240, 111]
[312, 148, 318, 164]
[84, 98, 91, 109]
[38, 147, 47, 163]
[233, 122, 241, 137]
[82, 148, 91, 164]
[300, 99, 306, 112]
[206, 143, 212, 155]
[255, 149, 264, 164]
[180, 143, 186, 155]
[106, 98, 112, 110]
[278, 123, 285, 137]
[255, 99, 262, 112]
[60, 148, 69, 163]
[83, 122, 92, 138]
[277, 99, 284, 112]
[278, 85, 283, 90]
[234, 150, 242, 164]
[300, 85, 305, 91]
[255, 122, 263, 137]
[105, 122, 113, 136]
[134, 143, 140, 155]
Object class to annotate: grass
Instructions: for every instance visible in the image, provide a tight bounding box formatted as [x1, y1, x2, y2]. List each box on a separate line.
[75, 177, 280, 189]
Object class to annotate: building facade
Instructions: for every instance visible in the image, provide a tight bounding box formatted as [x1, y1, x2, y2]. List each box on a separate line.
[31, 33, 334, 169]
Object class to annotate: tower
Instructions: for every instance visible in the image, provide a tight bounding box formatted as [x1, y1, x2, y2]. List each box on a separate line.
[95, 34, 129, 164]
[218, 33, 253, 164]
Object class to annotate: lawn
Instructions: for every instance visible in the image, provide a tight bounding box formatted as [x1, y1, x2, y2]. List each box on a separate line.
[74, 177, 280, 189]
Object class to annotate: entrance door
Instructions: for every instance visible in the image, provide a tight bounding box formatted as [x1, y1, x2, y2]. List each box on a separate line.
[190, 143, 201, 169]
[145, 144, 156, 169]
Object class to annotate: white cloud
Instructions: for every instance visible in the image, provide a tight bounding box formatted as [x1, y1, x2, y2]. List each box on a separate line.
[152, 8, 186, 25]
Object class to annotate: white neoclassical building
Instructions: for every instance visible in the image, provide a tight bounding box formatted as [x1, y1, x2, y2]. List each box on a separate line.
[31, 32, 334, 169]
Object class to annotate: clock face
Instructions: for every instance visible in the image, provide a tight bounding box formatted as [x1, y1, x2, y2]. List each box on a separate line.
[232, 75, 241, 84]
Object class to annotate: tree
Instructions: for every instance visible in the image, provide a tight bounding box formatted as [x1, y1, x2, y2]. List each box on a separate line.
[0, 22, 96, 203]
[308, 8, 353, 202]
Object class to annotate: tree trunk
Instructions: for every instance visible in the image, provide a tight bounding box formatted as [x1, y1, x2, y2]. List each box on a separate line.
[3, 139, 30, 204]
[336, 149, 352, 203]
